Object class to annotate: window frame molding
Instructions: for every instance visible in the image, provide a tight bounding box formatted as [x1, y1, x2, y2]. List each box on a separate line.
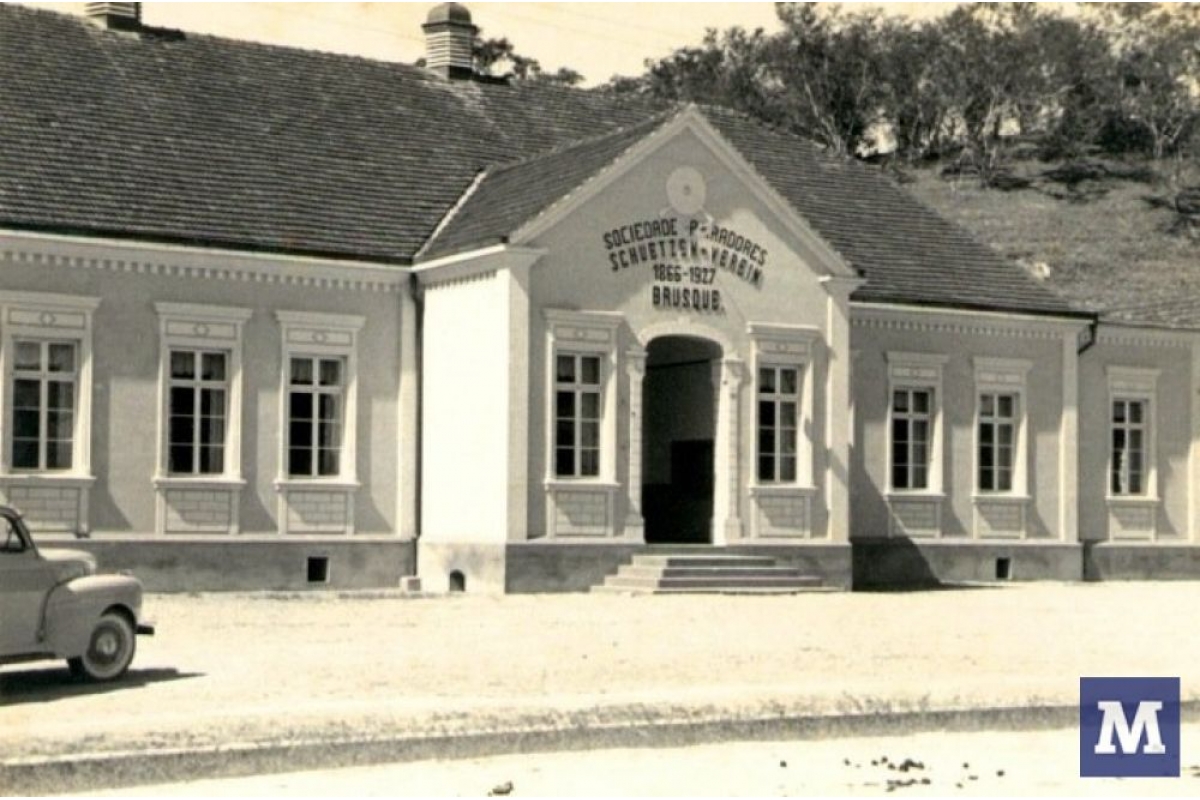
[747, 323, 820, 492]
[885, 351, 948, 498]
[154, 303, 252, 488]
[274, 310, 365, 491]
[1106, 365, 1160, 504]
[0, 291, 100, 481]
[972, 357, 1032, 500]
[542, 309, 621, 489]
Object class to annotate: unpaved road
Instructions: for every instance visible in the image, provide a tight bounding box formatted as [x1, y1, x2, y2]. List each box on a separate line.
[88, 725, 1200, 797]
[5, 583, 1200, 794]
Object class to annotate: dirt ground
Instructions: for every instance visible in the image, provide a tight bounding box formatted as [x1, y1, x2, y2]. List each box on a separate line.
[86, 725, 1200, 797]
[4, 583, 1200, 763]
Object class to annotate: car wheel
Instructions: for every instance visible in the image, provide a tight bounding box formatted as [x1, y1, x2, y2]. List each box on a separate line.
[68, 612, 136, 682]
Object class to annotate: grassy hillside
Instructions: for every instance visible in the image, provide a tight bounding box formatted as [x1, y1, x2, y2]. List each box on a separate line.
[899, 158, 1200, 325]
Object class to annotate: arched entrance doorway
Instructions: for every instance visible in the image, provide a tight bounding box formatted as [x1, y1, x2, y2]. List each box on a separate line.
[641, 336, 722, 544]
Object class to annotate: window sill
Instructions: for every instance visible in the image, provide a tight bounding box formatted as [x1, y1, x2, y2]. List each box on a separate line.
[885, 491, 946, 501]
[749, 484, 818, 497]
[1105, 494, 1160, 506]
[544, 479, 620, 492]
[972, 493, 1031, 504]
[154, 476, 247, 490]
[274, 478, 360, 492]
[0, 473, 95, 487]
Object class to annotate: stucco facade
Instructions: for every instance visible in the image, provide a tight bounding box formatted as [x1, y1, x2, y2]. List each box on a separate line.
[5, 3, 1200, 592]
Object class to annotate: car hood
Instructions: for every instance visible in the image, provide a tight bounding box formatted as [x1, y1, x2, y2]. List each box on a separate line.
[39, 547, 98, 581]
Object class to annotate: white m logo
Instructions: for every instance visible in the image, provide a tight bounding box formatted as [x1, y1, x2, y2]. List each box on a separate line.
[1094, 701, 1167, 755]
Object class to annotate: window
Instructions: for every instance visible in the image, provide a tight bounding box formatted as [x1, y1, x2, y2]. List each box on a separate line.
[554, 353, 601, 478]
[891, 388, 933, 490]
[11, 340, 76, 471]
[757, 365, 800, 482]
[1111, 398, 1148, 496]
[168, 349, 228, 475]
[978, 392, 1018, 493]
[287, 356, 346, 478]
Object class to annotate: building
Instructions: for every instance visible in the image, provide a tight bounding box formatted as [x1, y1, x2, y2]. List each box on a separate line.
[1, 2, 1197, 592]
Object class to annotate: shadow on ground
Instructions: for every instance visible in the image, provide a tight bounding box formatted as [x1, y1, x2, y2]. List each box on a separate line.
[0, 667, 201, 705]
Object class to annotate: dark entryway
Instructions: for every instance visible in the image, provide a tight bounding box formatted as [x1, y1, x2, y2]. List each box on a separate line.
[641, 336, 719, 544]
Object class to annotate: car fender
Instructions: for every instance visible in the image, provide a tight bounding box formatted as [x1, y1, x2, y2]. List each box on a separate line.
[42, 574, 145, 658]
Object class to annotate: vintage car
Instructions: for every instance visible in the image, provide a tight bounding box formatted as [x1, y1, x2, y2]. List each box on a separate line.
[0, 505, 153, 681]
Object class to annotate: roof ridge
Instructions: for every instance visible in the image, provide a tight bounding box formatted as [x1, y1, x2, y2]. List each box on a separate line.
[479, 106, 682, 178]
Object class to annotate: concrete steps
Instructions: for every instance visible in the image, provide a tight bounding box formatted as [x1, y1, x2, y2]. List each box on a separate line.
[592, 552, 824, 595]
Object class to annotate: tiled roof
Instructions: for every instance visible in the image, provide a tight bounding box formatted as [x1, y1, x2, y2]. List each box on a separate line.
[421, 113, 675, 259]
[0, 5, 1081, 318]
[0, 4, 657, 262]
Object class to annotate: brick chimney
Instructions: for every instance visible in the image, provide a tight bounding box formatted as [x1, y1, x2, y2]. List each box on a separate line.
[85, 2, 141, 31]
[422, 3, 477, 79]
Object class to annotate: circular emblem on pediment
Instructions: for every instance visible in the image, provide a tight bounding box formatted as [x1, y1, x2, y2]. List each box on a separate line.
[666, 167, 706, 215]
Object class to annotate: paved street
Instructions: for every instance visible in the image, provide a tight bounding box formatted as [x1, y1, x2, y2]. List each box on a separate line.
[4, 583, 1200, 794]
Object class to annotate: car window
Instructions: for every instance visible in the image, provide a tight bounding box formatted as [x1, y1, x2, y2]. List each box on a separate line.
[1, 518, 25, 554]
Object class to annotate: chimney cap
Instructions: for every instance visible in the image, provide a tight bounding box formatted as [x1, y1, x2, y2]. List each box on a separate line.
[424, 3, 474, 28]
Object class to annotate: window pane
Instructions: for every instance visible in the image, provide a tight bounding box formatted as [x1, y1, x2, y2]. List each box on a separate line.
[980, 424, 993, 445]
[780, 402, 796, 428]
[200, 416, 225, 447]
[893, 390, 908, 413]
[912, 420, 929, 446]
[169, 415, 195, 446]
[580, 450, 599, 477]
[1129, 401, 1143, 424]
[997, 445, 1012, 470]
[47, 441, 74, 469]
[998, 425, 1013, 447]
[318, 449, 340, 476]
[13, 409, 38, 438]
[201, 352, 227, 382]
[759, 430, 775, 457]
[14, 341, 41, 371]
[555, 355, 575, 383]
[291, 418, 314, 450]
[13, 380, 39, 409]
[318, 420, 340, 448]
[555, 391, 574, 419]
[319, 359, 342, 387]
[780, 456, 796, 482]
[759, 401, 776, 427]
[980, 466, 993, 491]
[198, 445, 223, 474]
[289, 392, 313, 421]
[780, 368, 798, 395]
[758, 455, 775, 482]
[580, 392, 599, 421]
[46, 409, 73, 439]
[912, 465, 928, 490]
[1112, 400, 1126, 423]
[781, 429, 797, 456]
[913, 443, 929, 469]
[289, 448, 312, 477]
[318, 393, 339, 422]
[290, 358, 314, 386]
[169, 444, 193, 474]
[980, 444, 994, 470]
[1129, 430, 1143, 452]
[891, 438, 907, 468]
[580, 356, 600, 386]
[580, 421, 599, 448]
[48, 344, 75, 374]
[170, 386, 195, 416]
[913, 391, 930, 415]
[555, 448, 574, 477]
[760, 368, 776, 394]
[555, 421, 574, 448]
[171, 351, 195, 379]
[997, 469, 1013, 493]
[980, 394, 994, 417]
[998, 395, 1015, 418]
[893, 463, 908, 490]
[46, 381, 73, 411]
[200, 388, 225, 418]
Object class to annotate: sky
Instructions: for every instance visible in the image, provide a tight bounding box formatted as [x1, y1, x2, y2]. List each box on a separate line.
[17, 1, 965, 86]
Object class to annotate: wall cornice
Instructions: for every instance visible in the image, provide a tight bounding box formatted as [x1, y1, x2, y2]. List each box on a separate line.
[852, 302, 1087, 341]
[0, 230, 407, 293]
